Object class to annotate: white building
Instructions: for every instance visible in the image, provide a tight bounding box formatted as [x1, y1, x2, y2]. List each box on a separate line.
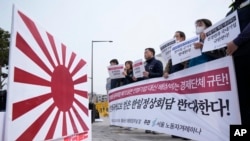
[88, 93, 108, 103]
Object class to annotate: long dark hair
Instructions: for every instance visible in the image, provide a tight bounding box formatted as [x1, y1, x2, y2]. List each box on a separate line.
[125, 60, 133, 72]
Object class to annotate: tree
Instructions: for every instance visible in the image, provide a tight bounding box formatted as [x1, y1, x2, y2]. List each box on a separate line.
[0, 27, 10, 89]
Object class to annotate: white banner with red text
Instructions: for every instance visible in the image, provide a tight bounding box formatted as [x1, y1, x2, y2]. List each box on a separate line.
[108, 56, 241, 141]
[108, 64, 125, 79]
[133, 59, 145, 78]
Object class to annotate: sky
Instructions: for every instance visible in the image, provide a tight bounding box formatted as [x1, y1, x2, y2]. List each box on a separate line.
[0, 0, 232, 94]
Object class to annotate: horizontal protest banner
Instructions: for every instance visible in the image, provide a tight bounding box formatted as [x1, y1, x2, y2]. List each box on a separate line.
[108, 56, 241, 141]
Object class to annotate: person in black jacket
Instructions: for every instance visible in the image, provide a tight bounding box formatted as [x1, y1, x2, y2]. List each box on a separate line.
[134, 48, 163, 82]
[122, 60, 136, 131]
[109, 59, 122, 89]
[163, 31, 187, 78]
[134, 48, 163, 134]
[122, 60, 135, 85]
[142, 48, 163, 79]
[226, 0, 250, 125]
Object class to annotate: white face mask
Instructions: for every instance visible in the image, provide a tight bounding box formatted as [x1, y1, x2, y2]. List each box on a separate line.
[195, 26, 206, 35]
[174, 37, 180, 43]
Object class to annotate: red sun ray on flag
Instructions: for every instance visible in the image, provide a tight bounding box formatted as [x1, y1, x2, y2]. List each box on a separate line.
[4, 5, 90, 141]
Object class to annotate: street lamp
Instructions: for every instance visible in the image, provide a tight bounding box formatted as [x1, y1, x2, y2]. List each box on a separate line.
[91, 40, 113, 103]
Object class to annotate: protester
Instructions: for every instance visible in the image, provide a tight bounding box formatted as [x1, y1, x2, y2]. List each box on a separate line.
[121, 60, 136, 131]
[143, 48, 163, 79]
[109, 59, 122, 89]
[133, 47, 163, 134]
[135, 48, 163, 81]
[188, 18, 226, 68]
[163, 31, 187, 78]
[122, 60, 135, 85]
[226, 0, 250, 125]
[163, 31, 190, 140]
[187, 19, 215, 68]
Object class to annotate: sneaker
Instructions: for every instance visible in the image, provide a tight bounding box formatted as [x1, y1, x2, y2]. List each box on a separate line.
[171, 135, 182, 138]
[124, 127, 133, 130]
[171, 135, 190, 140]
[182, 138, 191, 140]
[127, 127, 133, 131]
[145, 130, 152, 133]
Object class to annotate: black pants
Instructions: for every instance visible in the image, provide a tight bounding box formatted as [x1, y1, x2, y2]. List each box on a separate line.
[111, 78, 122, 89]
[234, 55, 250, 125]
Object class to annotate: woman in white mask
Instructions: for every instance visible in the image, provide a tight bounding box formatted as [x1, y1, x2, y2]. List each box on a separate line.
[188, 19, 216, 67]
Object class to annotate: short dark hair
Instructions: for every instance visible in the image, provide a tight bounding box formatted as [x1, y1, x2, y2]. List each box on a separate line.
[175, 31, 186, 40]
[110, 59, 119, 65]
[195, 19, 212, 28]
[145, 48, 155, 56]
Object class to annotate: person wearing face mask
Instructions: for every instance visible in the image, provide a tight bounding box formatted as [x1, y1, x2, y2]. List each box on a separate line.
[163, 31, 188, 78]
[226, 0, 250, 125]
[122, 60, 136, 85]
[188, 19, 221, 68]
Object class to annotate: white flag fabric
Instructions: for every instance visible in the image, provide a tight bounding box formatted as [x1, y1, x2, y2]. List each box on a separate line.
[5, 5, 91, 141]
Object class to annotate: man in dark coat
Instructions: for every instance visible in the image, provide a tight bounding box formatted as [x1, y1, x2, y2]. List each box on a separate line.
[226, 0, 250, 125]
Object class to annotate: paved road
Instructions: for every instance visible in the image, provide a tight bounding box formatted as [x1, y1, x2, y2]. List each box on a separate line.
[92, 117, 192, 141]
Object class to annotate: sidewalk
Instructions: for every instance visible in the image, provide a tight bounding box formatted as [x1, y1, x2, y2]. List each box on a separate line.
[92, 117, 191, 141]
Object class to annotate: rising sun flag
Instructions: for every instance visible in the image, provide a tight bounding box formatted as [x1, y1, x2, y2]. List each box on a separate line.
[4, 5, 91, 141]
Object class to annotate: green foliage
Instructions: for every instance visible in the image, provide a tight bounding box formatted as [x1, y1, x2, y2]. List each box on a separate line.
[0, 27, 10, 89]
[0, 27, 10, 66]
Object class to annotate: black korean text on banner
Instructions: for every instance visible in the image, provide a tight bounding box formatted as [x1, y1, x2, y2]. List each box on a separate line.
[108, 56, 241, 141]
[160, 38, 176, 63]
[171, 36, 200, 65]
[109, 67, 231, 102]
[202, 11, 240, 52]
